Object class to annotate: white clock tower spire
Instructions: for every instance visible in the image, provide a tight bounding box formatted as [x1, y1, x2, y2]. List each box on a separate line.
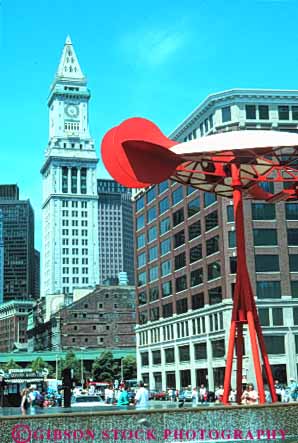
[41, 36, 99, 299]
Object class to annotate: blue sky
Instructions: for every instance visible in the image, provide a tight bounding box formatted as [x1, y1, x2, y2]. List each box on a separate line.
[1, 0, 298, 250]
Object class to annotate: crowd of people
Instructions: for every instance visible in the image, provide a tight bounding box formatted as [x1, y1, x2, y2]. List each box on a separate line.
[20, 385, 62, 414]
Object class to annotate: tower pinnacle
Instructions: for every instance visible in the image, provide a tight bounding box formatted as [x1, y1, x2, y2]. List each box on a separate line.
[55, 36, 85, 83]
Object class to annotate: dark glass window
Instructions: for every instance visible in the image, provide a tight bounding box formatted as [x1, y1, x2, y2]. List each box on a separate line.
[194, 342, 207, 360]
[255, 255, 279, 272]
[246, 105, 256, 119]
[292, 106, 298, 120]
[176, 275, 187, 292]
[139, 310, 148, 324]
[192, 293, 204, 310]
[173, 208, 184, 226]
[222, 106, 231, 123]
[264, 336, 285, 354]
[258, 308, 270, 326]
[209, 287, 222, 305]
[188, 197, 200, 217]
[252, 204, 275, 220]
[160, 217, 171, 235]
[278, 105, 289, 120]
[228, 231, 236, 248]
[147, 187, 157, 204]
[294, 307, 298, 325]
[286, 203, 298, 220]
[190, 244, 202, 263]
[159, 196, 169, 214]
[138, 291, 147, 305]
[136, 195, 145, 212]
[137, 233, 145, 249]
[141, 352, 149, 366]
[152, 350, 161, 365]
[212, 339, 225, 358]
[227, 205, 234, 222]
[71, 167, 78, 193]
[204, 118, 209, 132]
[290, 255, 298, 272]
[149, 245, 158, 262]
[259, 181, 274, 193]
[137, 214, 145, 230]
[165, 348, 175, 363]
[158, 181, 168, 194]
[179, 345, 190, 362]
[161, 260, 171, 276]
[204, 192, 217, 207]
[62, 167, 68, 193]
[205, 210, 218, 231]
[187, 186, 196, 195]
[138, 271, 146, 286]
[292, 281, 298, 298]
[188, 221, 201, 240]
[137, 252, 146, 268]
[288, 229, 298, 246]
[160, 238, 171, 255]
[254, 229, 277, 246]
[149, 286, 159, 302]
[162, 302, 173, 317]
[176, 298, 188, 314]
[230, 256, 237, 274]
[162, 281, 172, 297]
[147, 206, 157, 223]
[172, 186, 183, 205]
[80, 168, 87, 194]
[175, 252, 186, 270]
[174, 230, 185, 247]
[272, 308, 283, 326]
[150, 306, 160, 321]
[207, 262, 221, 280]
[206, 235, 219, 255]
[190, 268, 203, 286]
[259, 105, 269, 120]
[256, 281, 281, 299]
[148, 226, 157, 242]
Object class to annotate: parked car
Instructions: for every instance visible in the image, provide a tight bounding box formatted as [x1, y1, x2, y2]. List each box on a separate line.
[154, 391, 169, 401]
[148, 390, 157, 400]
[178, 389, 192, 402]
[71, 395, 104, 407]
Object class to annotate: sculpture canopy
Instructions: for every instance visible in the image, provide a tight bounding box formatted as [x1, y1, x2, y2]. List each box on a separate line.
[101, 117, 298, 200]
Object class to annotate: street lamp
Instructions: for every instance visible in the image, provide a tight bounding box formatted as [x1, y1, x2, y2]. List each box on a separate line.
[79, 347, 86, 387]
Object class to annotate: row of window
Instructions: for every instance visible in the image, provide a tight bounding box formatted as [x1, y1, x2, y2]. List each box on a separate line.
[62, 167, 87, 194]
[227, 203, 298, 221]
[62, 201, 88, 208]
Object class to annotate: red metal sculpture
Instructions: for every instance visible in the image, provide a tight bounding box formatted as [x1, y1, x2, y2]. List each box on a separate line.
[102, 117, 298, 404]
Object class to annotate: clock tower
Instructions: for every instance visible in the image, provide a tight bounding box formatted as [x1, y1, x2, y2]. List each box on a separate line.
[41, 36, 99, 300]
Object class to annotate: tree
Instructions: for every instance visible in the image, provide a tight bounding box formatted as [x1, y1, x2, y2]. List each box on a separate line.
[30, 357, 54, 376]
[121, 355, 137, 380]
[4, 360, 21, 370]
[92, 351, 119, 382]
[60, 350, 81, 382]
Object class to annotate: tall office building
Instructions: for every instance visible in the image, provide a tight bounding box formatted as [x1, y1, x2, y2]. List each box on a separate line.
[41, 36, 99, 297]
[98, 179, 134, 285]
[0, 186, 36, 302]
[135, 89, 298, 391]
[0, 210, 3, 304]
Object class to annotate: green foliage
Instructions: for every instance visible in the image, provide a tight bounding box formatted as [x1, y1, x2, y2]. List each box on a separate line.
[60, 350, 81, 381]
[30, 357, 54, 376]
[122, 355, 137, 380]
[92, 351, 119, 382]
[4, 360, 22, 370]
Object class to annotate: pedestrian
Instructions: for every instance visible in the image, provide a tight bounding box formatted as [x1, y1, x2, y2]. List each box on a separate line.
[199, 384, 207, 404]
[192, 387, 198, 407]
[289, 378, 298, 402]
[274, 379, 282, 402]
[241, 383, 258, 405]
[117, 386, 129, 406]
[171, 389, 177, 402]
[135, 381, 149, 409]
[107, 385, 114, 404]
[20, 387, 30, 415]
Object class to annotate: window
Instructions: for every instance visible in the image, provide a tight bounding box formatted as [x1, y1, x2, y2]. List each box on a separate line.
[204, 118, 209, 132]
[176, 275, 187, 292]
[149, 245, 158, 262]
[158, 181, 168, 194]
[227, 205, 234, 222]
[71, 167, 78, 193]
[190, 244, 202, 263]
[259, 105, 269, 120]
[222, 106, 231, 122]
[152, 350, 161, 365]
[290, 255, 298, 272]
[286, 203, 298, 220]
[139, 311, 148, 324]
[148, 226, 157, 243]
[162, 281, 172, 297]
[138, 291, 147, 305]
[292, 106, 298, 120]
[136, 196, 145, 212]
[212, 339, 225, 358]
[173, 208, 184, 226]
[258, 308, 270, 326]
[160, 238, 171, 256]
[206, 236, 219, 255]
[137, 252, 146, 268]
[160, 217, 171, 235]
[204, 192, 217, 207]
[175, 252, 186, 270]
[147, 187, 156, 204]
[62, 167, 68, 193]
[165, 348, 175, 363]
[252, 204, 275, 220]
[194, 342, 207, 360]
[207, 262, 221, 280]
[188, 221, 201, 240]
[149, 286, 159, 302]
[205, 210, 218, 231]
[179, 345, 190, 362]
[176, 298, 188, 314]
[255, 255, 279, 272]
[190, 268, 203, 286]
[188, 197, 200, 217]
[137, 233, 145, 249]
[254, 229, 277, 246]
[288, 229, 298, 246]
[147, 206, 157, 223]
[161, 260, 171, 276]
[292, 281, 298, 298]
[162, 302, 173, 317]
[192, 293, 204, 310]
[172, 186, 183, 205]
[174, 230, 185, 248]
[246, 105, 256, 119]
[272, 308, 283, 326]
[141, 353, 149, 366]
[80, 168, 87, 194]
[228, 231, 236, 248]
[149, 266, 158, 282]
[278, 106, 289, 120]
[264, 336, 285, 354]
[230, 257, 237, 274]
[209, 286, 222, 305]
[150, 307, 160, 321]
[187, 186, 196, 195]
[137, 214, 145, 230]
[138, 271, 147, 287]
[294, 307, 298, 325]
[256, 281, 281, 299]
[159, 197, 169, 215]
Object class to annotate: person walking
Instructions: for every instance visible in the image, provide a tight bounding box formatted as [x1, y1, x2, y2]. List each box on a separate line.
[135, 381, 149, 409]
[192, 387, 198, 407]
[117, 386, 129, 406]
[20, 387, 30, 415]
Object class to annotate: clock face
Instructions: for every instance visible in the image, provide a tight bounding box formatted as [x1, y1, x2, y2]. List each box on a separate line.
[65, 104, 79, 118]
